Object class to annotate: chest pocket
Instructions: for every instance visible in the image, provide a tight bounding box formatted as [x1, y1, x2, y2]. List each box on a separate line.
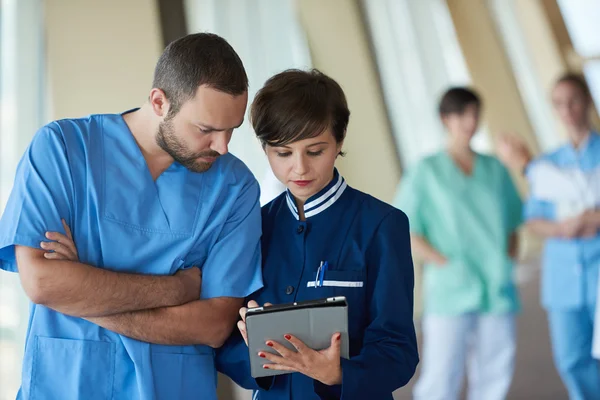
[307, 270, 365, 289]
[307, 269, 366, 310]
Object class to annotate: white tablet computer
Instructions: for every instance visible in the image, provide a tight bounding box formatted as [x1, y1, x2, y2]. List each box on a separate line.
[245, 296, 349, 378]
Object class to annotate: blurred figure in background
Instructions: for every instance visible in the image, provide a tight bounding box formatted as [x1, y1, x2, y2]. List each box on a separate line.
[395, 87, 523, 400]
[502, 74, 600, 400]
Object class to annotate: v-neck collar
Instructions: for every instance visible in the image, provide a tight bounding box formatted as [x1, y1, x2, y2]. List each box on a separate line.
[444, 150, 479, 179]
[566, 131, 599, 159]
[101, 111, 203, 235]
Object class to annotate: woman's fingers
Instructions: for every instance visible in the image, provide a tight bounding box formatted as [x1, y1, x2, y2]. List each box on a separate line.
[239, 307, 248, 322]
[266, 339, 294, 358]
[237, 320, 248, 346]
[258, 350, 286, 365]
[284, 334, 309, 353]
[260, 363, 295, 372]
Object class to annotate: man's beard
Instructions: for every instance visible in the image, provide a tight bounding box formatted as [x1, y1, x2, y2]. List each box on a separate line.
[156, 118, 221, 173]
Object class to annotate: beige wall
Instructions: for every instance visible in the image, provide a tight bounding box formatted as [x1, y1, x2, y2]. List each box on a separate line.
[45, 0, 162, 120]
[296, 0, 400, 202]
[447, 0, 539, 156]
[513, 0, 568, 141]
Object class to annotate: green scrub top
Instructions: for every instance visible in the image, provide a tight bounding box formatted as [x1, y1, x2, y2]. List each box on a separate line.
[394, 151, 523, 316]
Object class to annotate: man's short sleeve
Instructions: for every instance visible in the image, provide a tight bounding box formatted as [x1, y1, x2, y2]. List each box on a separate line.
[0, 125, 74, 272]
[199, 175, 263, 299]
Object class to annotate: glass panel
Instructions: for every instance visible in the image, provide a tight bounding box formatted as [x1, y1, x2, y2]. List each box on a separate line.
[557, 0, 600, 58]
[362, 0, 491, 167]
[583, 60, 600, 115]
[184, 0, 311, 204]
[0, 1, 44, 398]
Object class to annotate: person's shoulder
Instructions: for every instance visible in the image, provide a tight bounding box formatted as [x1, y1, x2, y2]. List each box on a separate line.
[415, 152, 443, 169]
[535, 144, 570, 165]
[261, 191, 287, 219]
[478, 153, 508, 171]
[40, 113, 117, 146]
[29, 116, 95, 152]
[213, 153, 258, 187]
[50, 113, 109, 131]
[478, 152, 499, 163]
[351, 188, 409, 228]
[402, 152, 443, 181]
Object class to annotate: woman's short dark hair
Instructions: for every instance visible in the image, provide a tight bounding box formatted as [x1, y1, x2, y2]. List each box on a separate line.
[250, 69, 350, 148]
[555, 73, 591, 99]
[438, 87, 482, 117]
[152, 33, 248, 116]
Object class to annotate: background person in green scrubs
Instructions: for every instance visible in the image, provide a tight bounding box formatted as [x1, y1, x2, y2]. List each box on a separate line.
[394, 87, 523, 400]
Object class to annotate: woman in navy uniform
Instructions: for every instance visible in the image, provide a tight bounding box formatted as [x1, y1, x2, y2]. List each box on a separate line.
[216, 69, 418, 399]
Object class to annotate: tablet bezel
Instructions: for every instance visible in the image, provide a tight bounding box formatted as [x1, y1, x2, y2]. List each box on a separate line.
[245, 296, 347, 318]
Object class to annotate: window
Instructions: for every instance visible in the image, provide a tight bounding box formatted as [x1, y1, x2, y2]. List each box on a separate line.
[487, 0, 562, 151]
[184, 0, 312, 204]
[0, 1, 45, 398]
[557, 0, 600, 113]
[362, 0, 490, 168]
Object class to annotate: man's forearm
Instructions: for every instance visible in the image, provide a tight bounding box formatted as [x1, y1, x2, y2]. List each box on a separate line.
[526, 219, 561, 238]
[585, 210, 600, 231]
[16, 247, 192, 318]
[87, 297, 243, 347]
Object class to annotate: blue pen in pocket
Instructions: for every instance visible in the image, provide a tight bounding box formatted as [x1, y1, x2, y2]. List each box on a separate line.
[316, 261, 329, 287]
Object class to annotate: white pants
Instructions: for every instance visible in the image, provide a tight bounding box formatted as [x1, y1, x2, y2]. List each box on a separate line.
[594, 278, 600, 359]
[413, 313, 516, 400]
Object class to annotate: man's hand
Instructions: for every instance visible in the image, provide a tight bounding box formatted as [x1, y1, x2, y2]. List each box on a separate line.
[40, 219, 79, 261]
[175, 267, 202, 303]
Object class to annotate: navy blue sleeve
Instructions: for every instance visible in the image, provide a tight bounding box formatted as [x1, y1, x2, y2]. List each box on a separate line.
[315, 210, 419, 399]
[215, 330, 275, 391]
[215, 331, 260, 390]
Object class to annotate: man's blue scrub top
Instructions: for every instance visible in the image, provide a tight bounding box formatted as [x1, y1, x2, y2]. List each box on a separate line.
[0, 112, 263, 400]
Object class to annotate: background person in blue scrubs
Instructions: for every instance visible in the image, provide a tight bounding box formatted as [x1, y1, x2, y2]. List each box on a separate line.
[215, 69, 419, 399]
[0, 33, 263, 400]
[498, 74, 600, 400]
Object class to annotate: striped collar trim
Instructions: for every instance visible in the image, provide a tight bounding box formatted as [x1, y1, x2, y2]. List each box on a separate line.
[286, 170, 347, 220]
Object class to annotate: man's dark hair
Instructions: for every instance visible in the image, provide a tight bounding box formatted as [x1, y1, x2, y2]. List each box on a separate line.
[438, 87, 482, 117]
[152, 33, 248, 116]
[251, 69, 350, 149]
[555, 73, 591, 99]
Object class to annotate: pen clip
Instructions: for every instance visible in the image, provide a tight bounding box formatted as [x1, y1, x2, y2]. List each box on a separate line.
[320, 261, 328, 287]
[315, 261, 323, 288]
